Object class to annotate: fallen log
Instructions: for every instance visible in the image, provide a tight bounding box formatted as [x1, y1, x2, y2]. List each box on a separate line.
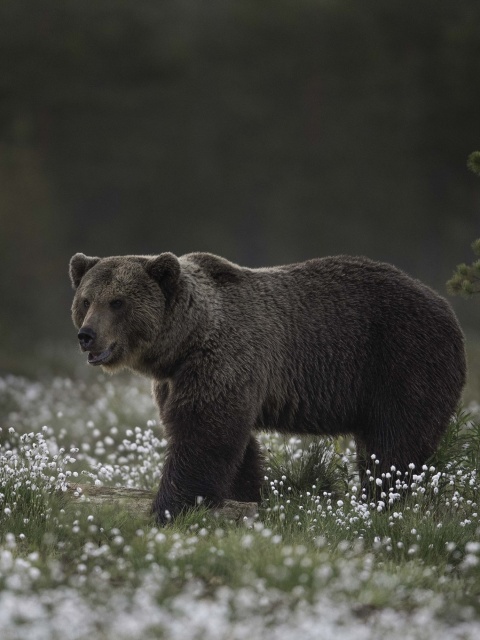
[65, 484, 258, 522]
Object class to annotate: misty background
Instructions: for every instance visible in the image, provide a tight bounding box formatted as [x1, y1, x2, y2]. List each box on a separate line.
[1, 0, 480, 374]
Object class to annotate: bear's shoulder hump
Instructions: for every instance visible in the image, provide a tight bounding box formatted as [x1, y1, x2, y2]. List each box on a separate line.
[183, 252, 244, 285]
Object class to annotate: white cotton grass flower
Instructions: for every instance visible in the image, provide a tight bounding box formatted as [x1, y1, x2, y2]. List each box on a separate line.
[2, 374, 480, 639]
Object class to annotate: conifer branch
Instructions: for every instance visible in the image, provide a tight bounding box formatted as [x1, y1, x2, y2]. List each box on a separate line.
[447, 152, 480, 296]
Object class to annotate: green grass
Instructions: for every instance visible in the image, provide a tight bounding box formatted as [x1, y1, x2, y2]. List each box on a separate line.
[1, 373, 480, 638]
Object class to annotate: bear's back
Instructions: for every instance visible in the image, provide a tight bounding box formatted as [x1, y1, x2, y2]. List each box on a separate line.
[184, 253, 463, 359]
[235, 255, 465, 437]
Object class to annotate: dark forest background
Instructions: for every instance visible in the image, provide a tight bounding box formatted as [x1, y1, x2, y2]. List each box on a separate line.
[1, 0, 480, 373]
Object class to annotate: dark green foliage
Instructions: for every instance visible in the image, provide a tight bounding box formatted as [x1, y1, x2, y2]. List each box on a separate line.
[467, 151, 480, 177]
[265, 437, 348, 495]
[447, 153, 480, 296]
[429, 409, 480, 480]
[447, 251, 480, 296]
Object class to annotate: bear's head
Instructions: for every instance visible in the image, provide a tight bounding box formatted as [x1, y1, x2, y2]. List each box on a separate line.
[69, 252, 181, 372]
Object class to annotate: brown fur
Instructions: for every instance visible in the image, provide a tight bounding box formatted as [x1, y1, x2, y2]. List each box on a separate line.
[69, 252, 466, 523]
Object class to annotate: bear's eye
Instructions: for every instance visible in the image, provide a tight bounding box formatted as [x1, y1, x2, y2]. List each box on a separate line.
[83, 300, 90, 309]
[110, 299, 123, 310]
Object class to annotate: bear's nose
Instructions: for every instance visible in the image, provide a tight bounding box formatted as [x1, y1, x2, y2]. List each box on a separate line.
[78, 327, 96, 350]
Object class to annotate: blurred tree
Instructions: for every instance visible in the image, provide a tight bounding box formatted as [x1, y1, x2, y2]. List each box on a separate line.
[447, 152, 480, 296]
[1, 0, 480, 369]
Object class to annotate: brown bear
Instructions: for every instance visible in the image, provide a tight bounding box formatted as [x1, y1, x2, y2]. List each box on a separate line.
[69, 252, 466, 523]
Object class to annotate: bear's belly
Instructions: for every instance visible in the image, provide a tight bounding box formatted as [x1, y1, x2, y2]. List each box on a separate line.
[255, 399, 347, 436]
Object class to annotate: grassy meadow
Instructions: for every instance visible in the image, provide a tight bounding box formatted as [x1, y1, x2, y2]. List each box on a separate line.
[1, 355, 480, 639]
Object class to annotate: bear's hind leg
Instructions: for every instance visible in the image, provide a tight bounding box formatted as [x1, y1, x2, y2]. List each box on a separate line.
[355, 423, 443, 501]
[228, 435, 264, 503]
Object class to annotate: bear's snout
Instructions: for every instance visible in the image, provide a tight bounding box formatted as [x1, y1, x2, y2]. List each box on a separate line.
[78, 326, 96, 351]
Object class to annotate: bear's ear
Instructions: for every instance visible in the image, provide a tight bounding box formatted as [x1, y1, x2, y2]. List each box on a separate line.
[145, 252, 181, 296]
[69, 253, 100, 289]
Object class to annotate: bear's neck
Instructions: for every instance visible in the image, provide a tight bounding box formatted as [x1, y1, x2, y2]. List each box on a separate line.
[135, 285, 215, 380]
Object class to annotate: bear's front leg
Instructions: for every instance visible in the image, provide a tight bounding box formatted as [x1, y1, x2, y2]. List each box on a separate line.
[152, 402, 255, 524]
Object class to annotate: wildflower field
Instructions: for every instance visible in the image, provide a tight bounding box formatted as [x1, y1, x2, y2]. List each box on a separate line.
[1, 364, 480, 639]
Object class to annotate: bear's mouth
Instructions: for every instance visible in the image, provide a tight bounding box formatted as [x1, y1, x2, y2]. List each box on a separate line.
[87, 344, 116, 366]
